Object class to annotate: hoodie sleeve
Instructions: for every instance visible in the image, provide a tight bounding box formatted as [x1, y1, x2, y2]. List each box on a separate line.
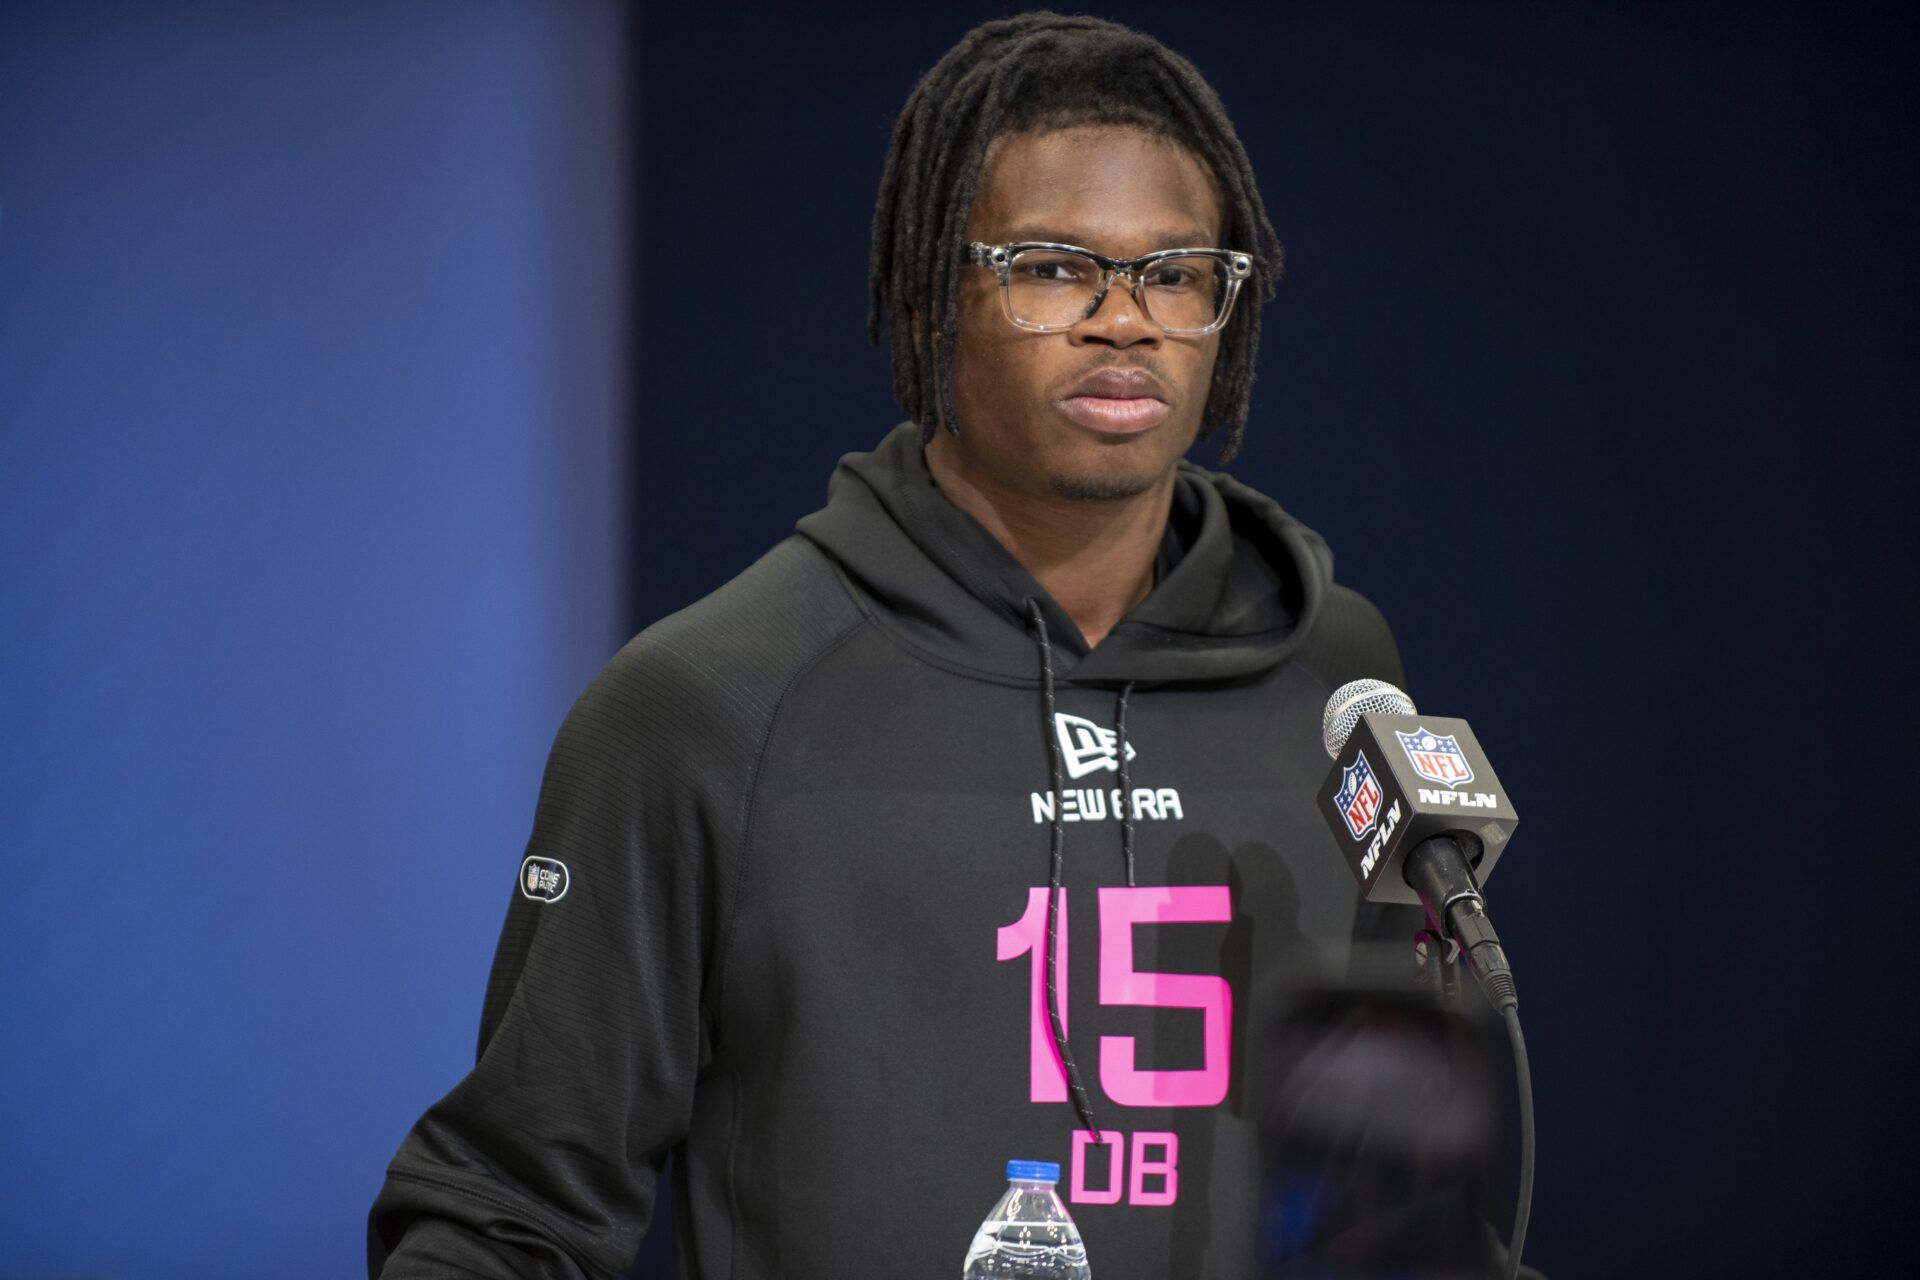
[1297, 582, 1406, 696]
[367, 540, 867, 1279]
[367, 636, 724, 1279]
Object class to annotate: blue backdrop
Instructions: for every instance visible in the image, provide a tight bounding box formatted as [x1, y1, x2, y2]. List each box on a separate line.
[3, 2, 1915, 1277]
[0, 3, 627, 1275]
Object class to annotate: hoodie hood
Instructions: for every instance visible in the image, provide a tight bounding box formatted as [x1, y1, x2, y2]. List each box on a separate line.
[795, 422, 1334, 686]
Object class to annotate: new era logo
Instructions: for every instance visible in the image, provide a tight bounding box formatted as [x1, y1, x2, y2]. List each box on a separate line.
[1053, 713, 1139, 780]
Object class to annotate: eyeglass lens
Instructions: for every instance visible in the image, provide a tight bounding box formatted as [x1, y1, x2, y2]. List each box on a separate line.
[1004, 249, 1228, 331]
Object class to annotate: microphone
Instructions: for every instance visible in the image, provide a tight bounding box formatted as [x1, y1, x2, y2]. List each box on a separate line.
[1317, 678, 1520, 1014]
[1318, 680, 1536, 1280]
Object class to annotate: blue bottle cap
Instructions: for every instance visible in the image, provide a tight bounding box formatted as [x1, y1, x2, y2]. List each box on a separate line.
[1006, 1160, 1061, 1183]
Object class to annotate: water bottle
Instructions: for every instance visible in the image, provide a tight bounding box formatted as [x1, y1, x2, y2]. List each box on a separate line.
[961, 1159, 1091, 1278]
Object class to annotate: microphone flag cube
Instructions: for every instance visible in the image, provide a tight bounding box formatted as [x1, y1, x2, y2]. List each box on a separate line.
[1318, 714, 1519, 905]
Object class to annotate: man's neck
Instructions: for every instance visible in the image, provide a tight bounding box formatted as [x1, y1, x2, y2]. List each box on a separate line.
[925, 436, 1173, 649]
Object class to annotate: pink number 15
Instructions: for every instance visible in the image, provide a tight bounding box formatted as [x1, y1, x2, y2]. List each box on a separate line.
[996, 885, 1232, 1108]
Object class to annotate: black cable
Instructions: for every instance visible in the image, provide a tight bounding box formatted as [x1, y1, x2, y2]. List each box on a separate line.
[1500, 1004, 1534, 1280]
[1406, 838, 1533, 1276]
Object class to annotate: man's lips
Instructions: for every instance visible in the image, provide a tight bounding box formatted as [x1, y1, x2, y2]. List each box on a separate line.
[1066, 367, 1167, 400]
[1058, 395, 1170, 432]
[1056, 366, 1171, 434]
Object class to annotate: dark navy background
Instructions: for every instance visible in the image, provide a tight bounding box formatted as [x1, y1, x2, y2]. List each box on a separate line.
[2, 2, 1913, 1276]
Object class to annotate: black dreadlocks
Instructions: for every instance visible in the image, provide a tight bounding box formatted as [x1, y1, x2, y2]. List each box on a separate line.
[868, 11, 1283, 463]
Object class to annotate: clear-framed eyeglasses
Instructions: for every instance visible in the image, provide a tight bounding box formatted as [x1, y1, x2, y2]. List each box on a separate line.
[965, 241, 1254, 336]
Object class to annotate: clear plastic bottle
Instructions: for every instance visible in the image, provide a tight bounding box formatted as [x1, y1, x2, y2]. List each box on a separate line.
[961, 1159, 1092, 1279]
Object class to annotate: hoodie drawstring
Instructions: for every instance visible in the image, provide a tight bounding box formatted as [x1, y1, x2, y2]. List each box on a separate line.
[1024, 600, 1144, 1138]
[1025, 598, 1101, 1139]
[1114, 680, 1137, 888]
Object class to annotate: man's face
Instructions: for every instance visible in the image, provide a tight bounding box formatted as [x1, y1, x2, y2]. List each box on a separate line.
[947, 124, 1227, 502]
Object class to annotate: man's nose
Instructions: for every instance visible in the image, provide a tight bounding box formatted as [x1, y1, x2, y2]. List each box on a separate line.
[1069, 273, 1163, 348]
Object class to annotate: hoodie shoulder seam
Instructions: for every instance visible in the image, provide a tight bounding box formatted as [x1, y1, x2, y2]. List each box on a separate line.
[711, 613, 872, 1017]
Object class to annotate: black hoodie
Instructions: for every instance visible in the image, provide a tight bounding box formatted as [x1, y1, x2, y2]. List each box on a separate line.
[370, 423, 1408, 1279]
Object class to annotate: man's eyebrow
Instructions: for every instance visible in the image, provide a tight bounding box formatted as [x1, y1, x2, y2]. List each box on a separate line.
[995, 226, 1223, 251]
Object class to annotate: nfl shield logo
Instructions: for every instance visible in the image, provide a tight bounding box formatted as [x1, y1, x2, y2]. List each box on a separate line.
[1395, 727, 1475, 788]
[1334, 751, 1384, 841]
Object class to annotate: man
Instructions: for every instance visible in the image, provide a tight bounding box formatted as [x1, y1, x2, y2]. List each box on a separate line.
[371, 12, 1408, 1278]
